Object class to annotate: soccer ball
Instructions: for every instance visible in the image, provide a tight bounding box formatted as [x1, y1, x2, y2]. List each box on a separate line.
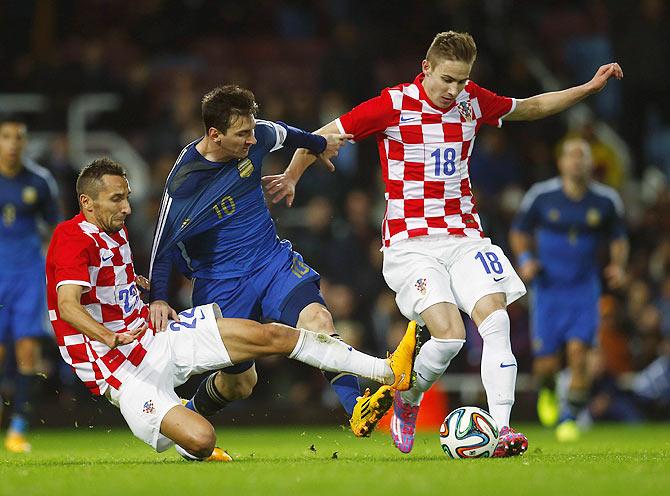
[439, 406, 499, 458]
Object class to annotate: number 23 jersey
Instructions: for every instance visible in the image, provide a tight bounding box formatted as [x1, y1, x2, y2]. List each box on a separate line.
[46, 213, 152, 395]
[336, 74, 515, 247]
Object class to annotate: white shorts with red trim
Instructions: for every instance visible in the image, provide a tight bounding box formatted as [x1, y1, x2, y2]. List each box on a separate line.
[107, 303, 231, 452]
[382, 236, 526, 322]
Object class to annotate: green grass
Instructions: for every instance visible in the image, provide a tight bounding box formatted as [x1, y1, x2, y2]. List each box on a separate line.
[1, 424, 669, 496]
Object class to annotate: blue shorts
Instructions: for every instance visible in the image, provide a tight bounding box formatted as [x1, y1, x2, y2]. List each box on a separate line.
[530, 287, 599, 357]
[192, 243, 324, 374]
[0, 265, 49, 343]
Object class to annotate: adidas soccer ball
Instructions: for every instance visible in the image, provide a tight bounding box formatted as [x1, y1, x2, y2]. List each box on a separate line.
[439, 406, 499, 458]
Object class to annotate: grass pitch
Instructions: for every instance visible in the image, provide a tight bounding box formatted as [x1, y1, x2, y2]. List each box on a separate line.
[1, 424, 668, 496]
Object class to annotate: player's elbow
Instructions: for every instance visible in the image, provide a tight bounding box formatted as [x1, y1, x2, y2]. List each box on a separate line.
[57, 299, 77, 326]
[514, 98, 543, 121]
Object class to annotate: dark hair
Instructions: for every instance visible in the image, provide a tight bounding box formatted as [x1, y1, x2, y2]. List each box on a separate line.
[201, 84, 259, 134]
[426, 31, 477, 65]
[0, 115, 26, 129]
[76, 158, 127, 199]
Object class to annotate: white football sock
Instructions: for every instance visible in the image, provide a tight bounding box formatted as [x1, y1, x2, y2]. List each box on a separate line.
[289, 329, 392, 384]
[400, 338, 464, 405]
[175, 444, 203, 460]
[478, 309, 516, 428]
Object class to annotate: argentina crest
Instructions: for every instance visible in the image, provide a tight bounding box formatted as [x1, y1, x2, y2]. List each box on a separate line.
[237, 158, 254, 178]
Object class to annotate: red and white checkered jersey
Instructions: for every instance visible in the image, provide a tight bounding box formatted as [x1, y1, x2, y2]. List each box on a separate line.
[46, 213, 154, 395]
[336, 74, 515, 247]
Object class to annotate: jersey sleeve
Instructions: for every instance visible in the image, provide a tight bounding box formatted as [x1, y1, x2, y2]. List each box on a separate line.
[336, 89, 398, 142]
[255, 120, 287, 153]
[51, 227, 94, 292]
[512, 186, 541, 233]
[470, 82, 516, 128]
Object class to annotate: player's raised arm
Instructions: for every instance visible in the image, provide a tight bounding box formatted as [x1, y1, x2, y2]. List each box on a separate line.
[262, 120, 343, 207]
[507, 63, 623, 122]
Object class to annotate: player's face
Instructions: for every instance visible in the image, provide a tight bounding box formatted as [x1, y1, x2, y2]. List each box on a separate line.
[421, 58, 473, 108]
[217, 114, 257, 160]
[558, 140, 592, 181]
[83, 175, 132, 233]
[0, 122, 27, 167]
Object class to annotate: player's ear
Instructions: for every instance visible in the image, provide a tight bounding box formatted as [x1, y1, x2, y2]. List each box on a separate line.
[422, 59, 431, 75]
[208, 127, 221, 142]
[79, 193, 93, 212]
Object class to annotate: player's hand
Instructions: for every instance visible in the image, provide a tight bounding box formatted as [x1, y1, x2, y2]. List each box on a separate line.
[150, 300, 180, 332]
[262, 173, 298, 207]
[316, 133, 353, 172]
[518, 259, 541, 283]
[604, 264, 626, 289]
[107, 323, 148, 349]
[586, 63, 623, 94]
[136, 275, 150, 292]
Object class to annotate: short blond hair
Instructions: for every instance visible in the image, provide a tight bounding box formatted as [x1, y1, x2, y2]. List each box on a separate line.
[426, 31, 477, 65]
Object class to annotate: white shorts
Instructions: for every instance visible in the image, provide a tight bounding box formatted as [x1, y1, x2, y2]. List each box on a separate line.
[383, 236, 526, 323]
[107, 303, 232, 452]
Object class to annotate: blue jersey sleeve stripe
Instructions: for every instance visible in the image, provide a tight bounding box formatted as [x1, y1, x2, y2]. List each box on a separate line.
[149, 140, 196, 278]
[518, 178, 561, 213]
[149, 194, 173, 278]
[590, 182, 625, 218]
[256, 119, 286, 152]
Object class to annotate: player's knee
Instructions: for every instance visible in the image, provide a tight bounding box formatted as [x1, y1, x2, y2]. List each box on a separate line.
[533, 356, 559, 377]
[183, 423, 216, 458]
[425, 320, 465, 340]
[297, 305, 334, 333]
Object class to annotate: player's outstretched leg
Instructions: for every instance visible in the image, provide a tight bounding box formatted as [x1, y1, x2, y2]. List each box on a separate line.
[390, 327, 465, 453]
[349, 320, 420, 438]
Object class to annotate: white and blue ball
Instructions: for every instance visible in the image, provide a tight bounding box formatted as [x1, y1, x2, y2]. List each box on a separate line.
[439, 406, 499, 458]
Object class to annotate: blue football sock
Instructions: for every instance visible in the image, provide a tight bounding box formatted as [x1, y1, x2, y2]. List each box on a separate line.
[191, 372, 230, 416]
[9, 414, 28, 434]
[324, 372, 361, 416]
[11, 373, 37, 432]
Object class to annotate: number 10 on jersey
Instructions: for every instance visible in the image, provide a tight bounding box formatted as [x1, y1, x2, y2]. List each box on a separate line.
[431, 147, 457, 177]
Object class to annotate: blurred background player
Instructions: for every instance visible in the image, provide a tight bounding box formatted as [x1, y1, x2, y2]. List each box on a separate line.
[0, 117, 61, 452]
[148, 85, 389, 433]
[510, 137, 628, 441]
[273, 31, 623, 456]
[47, 158, 417, 460]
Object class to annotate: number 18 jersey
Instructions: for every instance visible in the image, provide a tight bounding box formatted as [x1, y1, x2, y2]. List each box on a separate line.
[336, 74, 515, 247]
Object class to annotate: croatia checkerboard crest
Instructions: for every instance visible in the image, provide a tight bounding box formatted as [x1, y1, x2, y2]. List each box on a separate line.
[457, 101, 473, 122]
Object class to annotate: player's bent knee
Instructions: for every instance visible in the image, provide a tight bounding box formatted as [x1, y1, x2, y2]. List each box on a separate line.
[297, 305, 334, 333]
[425, 321, 466, 340]
[183, 424, 216, 458]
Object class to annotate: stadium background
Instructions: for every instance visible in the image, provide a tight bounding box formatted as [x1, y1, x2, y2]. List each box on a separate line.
[0, 0, 668, 429]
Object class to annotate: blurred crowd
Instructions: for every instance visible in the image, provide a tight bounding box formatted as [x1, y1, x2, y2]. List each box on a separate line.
[1, 0, 668, 424]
